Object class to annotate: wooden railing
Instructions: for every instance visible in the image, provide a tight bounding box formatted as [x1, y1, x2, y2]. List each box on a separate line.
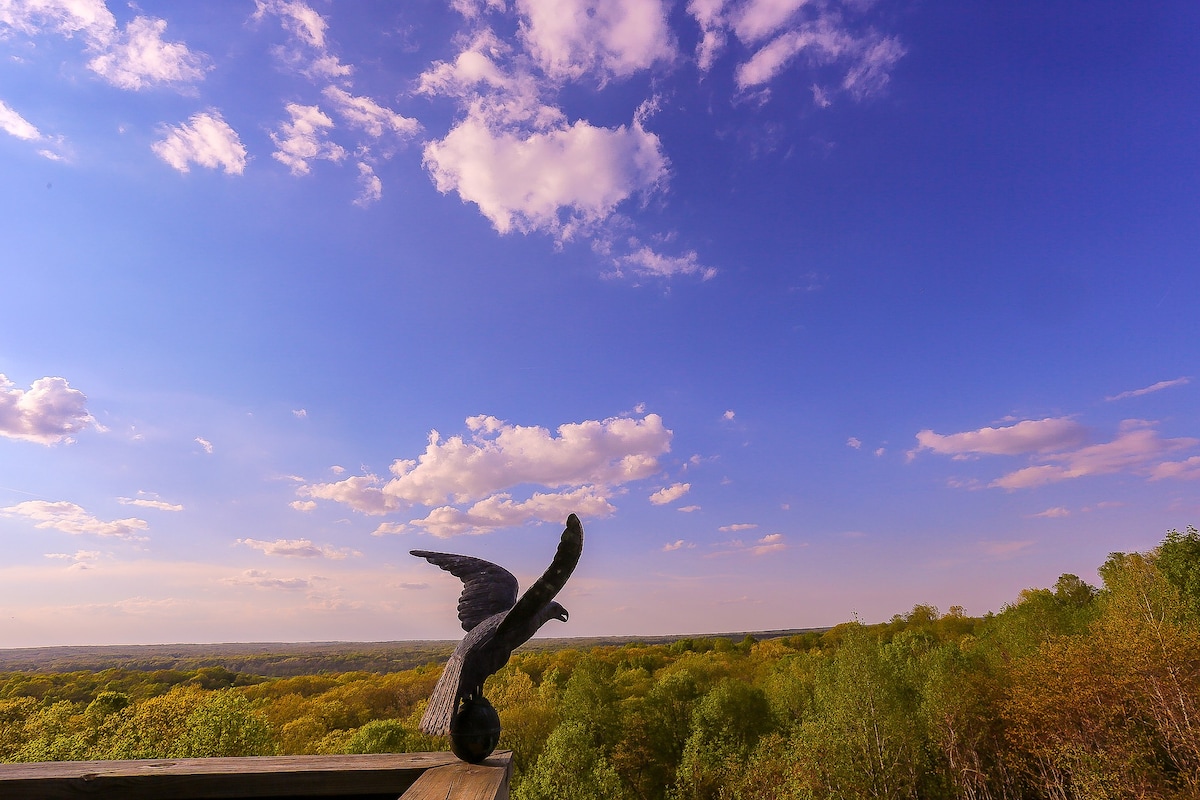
[0, 751, 511, 800]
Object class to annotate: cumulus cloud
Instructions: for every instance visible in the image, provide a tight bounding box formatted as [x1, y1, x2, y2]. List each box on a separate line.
[152, 111, 247, 174]
[271, 103, 346, 175]
[0, 374, 96, 444]
[910, 417, 1088, 460]
[424, 111, 667, 237]
[515, 0, 675, 82]
[290, 500, 317, 512]
[846, 436, 861, 449]
[404, 486, 615, 537]
[2, 500, 148, 541]
[237, 537, 359, 559]
[1106, 377, 1191, 402]
[649, 482, 690, 505]
[302, 412, 671, 535]
[662, 538, 694, 551]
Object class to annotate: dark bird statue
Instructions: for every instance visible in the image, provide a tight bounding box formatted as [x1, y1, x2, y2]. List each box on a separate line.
[411, 513, 584, 735]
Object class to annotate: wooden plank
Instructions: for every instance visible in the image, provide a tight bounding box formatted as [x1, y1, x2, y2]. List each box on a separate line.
[399, 752, 511, 800]
[0, 752, 461, 799]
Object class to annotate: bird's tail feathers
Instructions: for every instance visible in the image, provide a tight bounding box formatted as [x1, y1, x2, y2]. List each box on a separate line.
[419, 666, 458, 736]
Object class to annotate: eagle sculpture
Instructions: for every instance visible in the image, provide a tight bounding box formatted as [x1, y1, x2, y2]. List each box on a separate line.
[411, 513, 584, 735]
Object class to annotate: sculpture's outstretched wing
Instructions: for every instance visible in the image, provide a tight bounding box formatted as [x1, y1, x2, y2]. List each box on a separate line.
[410, 551, 519, 632]
[495, 514, 583, 640]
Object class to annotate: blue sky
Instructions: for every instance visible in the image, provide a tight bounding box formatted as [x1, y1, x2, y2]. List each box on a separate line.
[1, 0, 1197, 647]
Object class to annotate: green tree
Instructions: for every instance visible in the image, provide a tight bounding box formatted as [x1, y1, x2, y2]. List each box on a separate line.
[517, 719, 631, 800]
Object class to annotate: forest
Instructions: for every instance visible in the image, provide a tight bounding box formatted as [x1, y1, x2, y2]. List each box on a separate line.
[0, 527, 1197, 800]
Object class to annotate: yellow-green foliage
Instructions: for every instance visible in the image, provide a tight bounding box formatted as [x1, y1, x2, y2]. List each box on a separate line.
[1, 527, 1196, 800]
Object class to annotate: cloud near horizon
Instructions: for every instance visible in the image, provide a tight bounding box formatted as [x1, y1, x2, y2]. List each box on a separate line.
[917, 416, 1200, 490]
[2, 501, 148, 541]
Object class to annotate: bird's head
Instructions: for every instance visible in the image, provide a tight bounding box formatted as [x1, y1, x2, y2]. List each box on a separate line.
[548, 601, 568, 623]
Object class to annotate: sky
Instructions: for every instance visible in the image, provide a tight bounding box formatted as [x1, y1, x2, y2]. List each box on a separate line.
[0, 0, 1197, 648]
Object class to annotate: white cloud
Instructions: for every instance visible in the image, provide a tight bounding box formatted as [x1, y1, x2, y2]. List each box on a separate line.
[195, 437, 213, 454]
[289, 500, 317, 512]
[302, 412, 670, 535]
[911, 417, 1088, 460]
[515, 0, 675, 82]
[846, 436, 861, 449]
[271, 103, 346, 175]
[117, 497, 183, 512]
[86, 16, 208, 90]
[0, 374, 96, 444]
[981, 540, 1034, 558]
[649, 482, 691, 505]
[718, 522, 757, 532]
[152, 111, 247, 174]
[237, 537, 359, 559]
[424, 111, 667, 237]
[292, 409, 308, 419]
[405, 486, 615, 537]
[1106, 377, 1191, 402]
[322, 87, 419, 139]
[677, 505, 701, 512]
[735, 23, 855, 89]
[723, 410, 735, 420]
[662, 539, 694, 552]
[841, 34, 905, 99]
[1, 2, 206, 90]
[0, 99, 41, 140]
[688, 0, 729, 71]
[2, 500, 148, 541]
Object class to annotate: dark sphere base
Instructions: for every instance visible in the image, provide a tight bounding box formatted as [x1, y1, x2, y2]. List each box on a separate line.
[450, 696, 501, 764]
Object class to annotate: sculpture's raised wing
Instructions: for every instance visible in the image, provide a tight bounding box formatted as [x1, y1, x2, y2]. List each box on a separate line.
[410, 551, 519, 632]
[495, 514, 583, 641]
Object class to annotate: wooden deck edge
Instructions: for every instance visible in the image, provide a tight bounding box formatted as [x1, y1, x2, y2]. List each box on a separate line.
[0, 751, 511, 799]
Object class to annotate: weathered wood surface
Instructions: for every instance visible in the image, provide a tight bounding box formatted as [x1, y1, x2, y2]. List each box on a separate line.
[0, 751, 507, 800]
[399, 752, 511, 800]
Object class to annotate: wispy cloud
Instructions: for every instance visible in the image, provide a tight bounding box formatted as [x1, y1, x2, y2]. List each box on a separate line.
[718, 523, 757, 532]
[2, 501, 148, 541]
[195, 437, 213, 455]
[270, 103, 346, 176]
[662, 539, 695, 552]
[1105, 377, 1190, 402]
[117, 496, 183, 512]
[223, 569, 315, 591]
[910, 417, 1087, 460]
[237, 538, 359, 559]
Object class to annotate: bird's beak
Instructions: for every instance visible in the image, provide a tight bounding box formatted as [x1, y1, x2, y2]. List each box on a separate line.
[556, 609, 569, 623]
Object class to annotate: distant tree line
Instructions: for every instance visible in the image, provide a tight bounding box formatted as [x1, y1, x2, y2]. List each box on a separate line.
[0, 526, 1196, 799]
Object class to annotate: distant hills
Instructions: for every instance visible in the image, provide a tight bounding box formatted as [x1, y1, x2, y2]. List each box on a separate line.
[0, 629, 825, 676]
